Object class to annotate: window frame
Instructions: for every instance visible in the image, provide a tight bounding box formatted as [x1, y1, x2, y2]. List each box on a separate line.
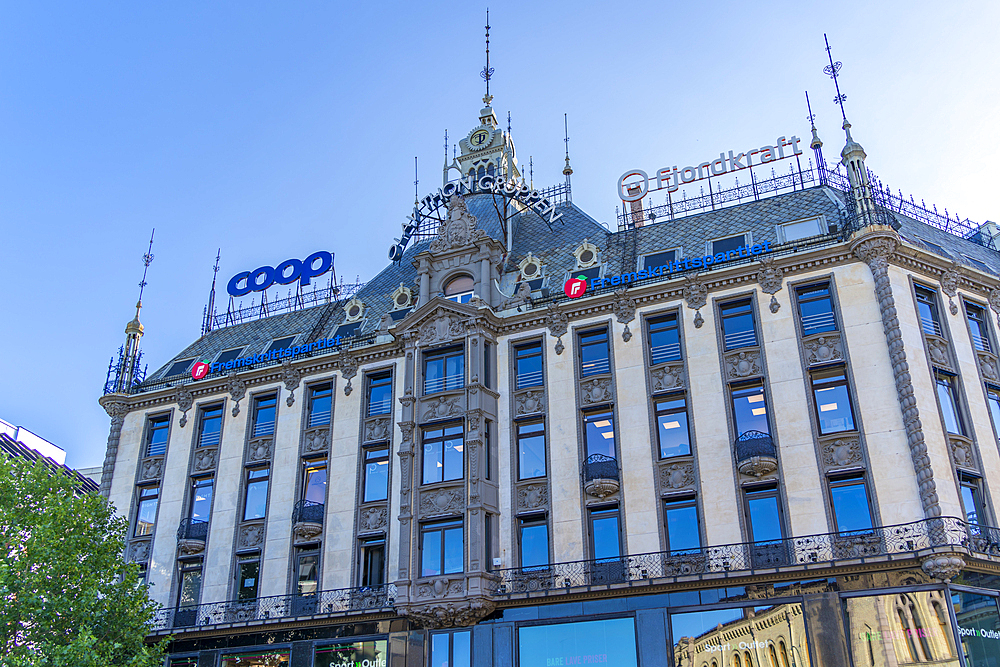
[663, 495, 701, 554]
[587, 504, 623, 561]
[133, 484, 160, 537]
[964, 300, 994, 354]
[196, 403, 224, 448]
[827, 472, 875, 534]
[250, 393, 277, 438]
[359, 535, 386, 587]
[640, 248, 679, 272]
[443, 274, 475, 303]
[421, 423, 465, 485]
[361, 444, 390, 503]
[266, 336, 297, 353]
[365, 372, 393, 417]
[654, 392, 691, 459]
[213, 347, 246, 367]
[935, 371, 967, 436]
[914, 284, 944, 337]
[429, 630, 472, 667]
[420, 518, 464, 577]
[164, 358, 195, 378]
[235, 554, 261, 601]
[294, 546, 320, 596]
[242, 466, 271, 521]
[516, 419, 546, 480]
[742, 483, 786, 543]
[583, 408, 617, 460]
[719, 298, 759, 350]
[423, 346, 465, 395]
[959, 473, 987, 526]
[301, 458, 328, 505]
[578, 327, 611, 377]
[708, 232, 750, 257]
[517, 513, 550, 569]
[144, 413, 170, 458]
[647, 312, 682, 365]
[188, 476, 214, 523]
[176, 559, 203, 609]
[777, 216, 825, 243]
[810, 366, 857, 435]
[730, 380, 771, 438]
[306, 382, 333, 428]
[985, 384, 1000, 440]
[514, 339, 544, 389]
[795, 281, 838, 336]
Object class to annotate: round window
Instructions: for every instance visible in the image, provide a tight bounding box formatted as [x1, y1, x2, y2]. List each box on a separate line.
[444, 275, 474, 296]
[580, 249, 594, 264]
[395, 293, 409, 306]
[523, 262, 539, 277]
[348, 305, 362, 318]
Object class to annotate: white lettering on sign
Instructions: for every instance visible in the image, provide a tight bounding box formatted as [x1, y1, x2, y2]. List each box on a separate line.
[618, 135, 804, 202]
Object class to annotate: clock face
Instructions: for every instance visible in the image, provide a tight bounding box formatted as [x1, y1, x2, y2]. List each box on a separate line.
[470, 130, 490, 148]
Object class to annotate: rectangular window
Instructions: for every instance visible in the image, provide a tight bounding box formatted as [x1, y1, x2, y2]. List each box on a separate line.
[134, 485, 159, 537]
[936, 372, 966, 435]
[986, 385, 1000, 440]
[221, 652, 288, 667]
[424, 347, 464, 394]
[519, 514, 549, 568]
[655, 394, 691, 458]
[811, 367, 856, 434]
[517, 420, 546, 479]
[915, 285, 944, 337]
[960, 474, 986, 525]
[520, 618, 637, 667]
[307, 383, 332, 428]
[189, 477, 213, 522]
[779, 216, 824, 242]
[366, 373, 392, 417]
[583, 409, 616, 459]
[485, 420, 493, 481]
[796, 283, 837, 335]
[720, 298, 757, 350]
[515, 340, 544, 388]
[485, 513, 494, 571]
[266, 336, 296, 352]
[588, 505, 622, 560]
[422, 425, 464, 484]
[315, 641, 388, 667]
[251, 394, 277, 437]
[336, 321, 363, 338]
[215, 347, 245, 366]
[302, 459, 327, 504]
[966, 302, 993, 353]
[236, 555, 260, 601]
[362, 446, 389, 502]
[642, 249, 677, 271]
[829, 473, 874, 533]
[295, 547, 319, 595]
[731, 382, 770, 436]
[744, 484, 784, 543]
[145, 415, 170, 457]
[164, 358, 194, 378]
[579, 329, 610, 376]
[421, 519, 463, 577]
[647, 313, 681, 365]
[359, 536, 385, 587]
[483, 342, 492, 389]
[430, 631, 471, 667]
[177, 560, 202, 608]
[663, 496, 701, 554]
[196, 404, 223, 448]
[243, 467, 270, 521]
[711, 234, 748, 256]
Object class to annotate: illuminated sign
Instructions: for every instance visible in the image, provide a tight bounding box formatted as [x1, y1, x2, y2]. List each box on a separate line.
[227, 251, 334, 297]
[191, 360, 210, 380]
[619, 135, 804, 202]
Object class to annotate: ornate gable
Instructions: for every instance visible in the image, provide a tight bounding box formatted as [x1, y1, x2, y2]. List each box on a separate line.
[429, 195, 488, 254]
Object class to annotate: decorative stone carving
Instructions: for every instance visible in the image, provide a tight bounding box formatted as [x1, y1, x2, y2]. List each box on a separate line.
[978, 352, 1000, 382]
[804, 335, 844, 365]
[737, 455, 778, 478]
[400, 598, 497, 629]
[613, 289, 637, 342]
[416, 578, 466, 599]
[378, 313, 392, 333]
[193, 447, 218, 472]
[726, 350, 762, 378]
[683, 275, 707, 310]
[419, 488, 465, 515]
[822, 437, 861, 467]
[501, 282, 533, 311]
[138, 457, 163, 481]
[98, 397, 131, 498]
[921, 555, 965, 581]
[516, 483, 549, 511]
[852, 227, 941, 517]
[940, 267, 961, 315]
[950, 437, 976, 469]
[756, 256, 784, 295]
[128, 539, 150, 563]
[518, 252, 542, 280]
[650, 365, 684, 392]
[360, 506, 388, 532]
[343, 297, 366, 322]
[422, 396, 462, 421]
[364, 418, 391, 443]
[429, 195, 487, 254]
[178, 538, 206, 556]
[176, 388, 194, 427]
[227, 373, 246, 417]
[926, 337, 952, 369]
[238, 523, 264, 550]
[338, 351, 359, 396]
[580, 377, 612, 405]
[281, 360, 301, 407]
[693, 311, 704, 329]
[989, 288, 1000, 327]
[585, 478, 619, 499]
[247, 439, 273, 463]
[303, 429, 329, 454]
[660, 464, 695, 490]
[769, 295, 780, 313]
[419, 310, 467, 346]
[293, 521, 323, 544]
[545, 303, 569, 354]
[514, 389, 545, 416]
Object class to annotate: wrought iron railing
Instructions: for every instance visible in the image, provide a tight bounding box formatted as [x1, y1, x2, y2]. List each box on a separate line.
[734, 430, 776, 461]
[176, 518, 208, 542]
[583, 454, 619, 482]
[292, 499, 324, 525]
[492, 517, 1000, 596]
[151, 584, 396, 632]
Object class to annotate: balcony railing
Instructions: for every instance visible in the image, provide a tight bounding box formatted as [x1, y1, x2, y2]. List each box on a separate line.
[176, 518, 208, 541]
[583, 454, 619, 483]
[734, 430, 776, 460]
[492, 517, 1000, 596]
[292, 499, 324, 525]
[151, 584, 396, 632]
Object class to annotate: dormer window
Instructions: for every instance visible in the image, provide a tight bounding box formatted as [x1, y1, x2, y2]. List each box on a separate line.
[344, 298, 365, 322]
[444, 275, 475, 304]
[391, 283, 413, 310]
[519, 253, 543, 281]
[574, 241, 600, 269]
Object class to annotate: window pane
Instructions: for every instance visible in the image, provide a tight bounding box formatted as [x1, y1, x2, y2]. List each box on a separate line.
[721, 300, 757, 349]
[215, 348, 245, 365]
[580, 331, 610, 376]
[237, 560, 259, 600]
[423, 433, 443, 484]
[712, 235, 746, 255]
[747, 494, 782, 542]
[916, 287, 942, 336]
[308, 384, 332, 427]
[936, 375, 965, 435]
[517, 422, 546, 479]
[146, 417, 169, 457]
[252, 395, 276, 437]
[197, 406, 223, 447]
[591, 511, 620, 560]
[656, 397, 691, 458]
[364, 448, 389, 502]
[446, 355, 464, 390]
[520, 522, 549, 567]
[367, 375, 392, 416]
[643, 250, 676, 270]
[584, 411, 616, 458]
[987, 388, 1000, 439]
[443, 428, 464, 482]
[665, 502, 701, 552]
[303, 464, 327, 504]
[732, 384, 769, 435]
[961, 483, 982, 524]
[422, 529, 442, 577]
[781, 218, 822, 242]
[297, 553, 319, 594]
[178, 567, 202, 607]
[812, 370, 855, 434]
[515, 343, 543, 388]
[361, 540, 385, 587]
[135, 492, 158, 537]
[648, 315, 681, 364]
[967, 305, 992, 352]
[190, 479, 213, 521]
[797, 285, 837, 335]
[243, 469, 269, 520]
[431, 634, 451, 667]
[452, 631, 471, 667]
[830, 481, 874, 532]
[444, 526, 463, 574]
[520, 618, 638, 667]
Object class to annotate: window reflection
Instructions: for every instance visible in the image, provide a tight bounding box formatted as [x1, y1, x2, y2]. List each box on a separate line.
[670, 604, 808, 667]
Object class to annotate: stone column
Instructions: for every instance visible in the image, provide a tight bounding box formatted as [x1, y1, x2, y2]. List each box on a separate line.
[98, 394, 131, 498]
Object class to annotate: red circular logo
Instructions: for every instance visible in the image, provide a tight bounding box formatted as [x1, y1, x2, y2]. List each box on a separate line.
[191, 360, 211, 380]
[564, 276, 588, 298]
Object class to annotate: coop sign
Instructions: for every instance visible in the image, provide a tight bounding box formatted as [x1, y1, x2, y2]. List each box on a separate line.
[618, 135, 804, 202]
[389, 175, 563, 261]
[227, 250, 334, 298]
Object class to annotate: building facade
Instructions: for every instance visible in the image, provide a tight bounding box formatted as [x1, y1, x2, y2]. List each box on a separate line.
[99, 93, 1000, 667]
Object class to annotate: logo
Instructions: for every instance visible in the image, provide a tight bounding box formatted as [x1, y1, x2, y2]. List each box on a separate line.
[227, 250, 334, 298]
[564, 275, 588, 298]
[191, 359, 211, 380]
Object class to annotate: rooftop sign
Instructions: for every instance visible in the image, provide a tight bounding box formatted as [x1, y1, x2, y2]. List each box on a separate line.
[227, 251, 334, 298]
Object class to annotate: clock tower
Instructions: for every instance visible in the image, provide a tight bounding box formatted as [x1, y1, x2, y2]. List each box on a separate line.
[443, 96, 520, 187]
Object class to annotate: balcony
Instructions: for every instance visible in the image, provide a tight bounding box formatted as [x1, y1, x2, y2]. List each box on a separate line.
[734, 430, 777, 477]
[582, 454, 620, 498]
[292, 500, 324, 544]
[176, 518, 208, 555]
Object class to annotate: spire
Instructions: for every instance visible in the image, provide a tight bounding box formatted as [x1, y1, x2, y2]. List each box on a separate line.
[563, 114, 574, 201]
[481, 9, 494, 106]
[202, 249, 220, 335]
[823, 35, 872, 221]
[108, 230, 154, 394]
[805, 91, 827, 185]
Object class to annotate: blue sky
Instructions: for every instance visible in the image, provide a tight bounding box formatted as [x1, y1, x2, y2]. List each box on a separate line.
[2, 1, 998, 468]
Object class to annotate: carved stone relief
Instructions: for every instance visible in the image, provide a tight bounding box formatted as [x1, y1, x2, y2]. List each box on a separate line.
[128, 539, 151, 563]
[419, 310, 467, 346]
[821, 437, 862, 468]
[193, 447, 218, 472]
[419, 487, 465, 515]
[803, 335, 844, 366]
[422, 395, 462, 421]
[660, 463, 695, 491]
[516, 483, 549, 511]
[613, 289, 637, 341]
[514, 389, 545, 416]
[925, 336, 952, 369]
[98, 398, 131, 498]
[247, 439, 273, 463]
[415, 577, 466, 599]
[401, 598, 497, 629]
[339, 351, 359, 396]
[500, 282, 533, 311]
[238, 523, 264, 550]
[651, 365, 684, 393]
[359, 506, 388, 532]
[757, 256, 783, 313]
[950, 436, 977, 470]
[683, 275, 707, 326]
[978, 352, 1000, 383]
[546, 304, 569, 354]
[281, 360, 301, 407]
[176, 388, 194, 427]
[579, 377, 612, 405]
[364, 418, 391, 443]
[940, 268, 961, 315]
[303, 429, 330, 454]
[429, 195, 487, 254]
[725, 350, 762, 379]
[921, 555, 965, 581]
[293, 522, 323, 544]
[138, 457, 163, 481]
[227, 373, 247, 417]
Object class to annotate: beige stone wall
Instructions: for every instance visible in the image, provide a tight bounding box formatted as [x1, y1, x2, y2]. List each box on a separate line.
[323, 371, 360, 590]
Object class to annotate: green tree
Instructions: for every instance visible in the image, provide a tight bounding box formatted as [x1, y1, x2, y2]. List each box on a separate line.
[0, 454, 166, 666]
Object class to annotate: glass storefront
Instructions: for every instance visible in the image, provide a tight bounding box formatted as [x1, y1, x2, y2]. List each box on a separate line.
[844, 591, 958, 667]
[670, 603, 807, 667]
[953, 590, 1000, 667]
[315, 639, 388, 667]
[221, 650, 290, 666]
[518, 617, 637, 667]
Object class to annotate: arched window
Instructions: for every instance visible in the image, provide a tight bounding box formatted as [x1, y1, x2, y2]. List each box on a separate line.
[477, 165, 486, 180]
[744, 651, 754, 667]
[778, 642, 790, 667]
[468, 169, 476, 180]
[768, 645, 779, 667]
[910, 600, 933, 660]
[933, 601, 955, 655]
[897, 605, 919, 662]
[444, 275, 475, 304]
[487, 162, 495, 177]
[733, 654, 742, 667]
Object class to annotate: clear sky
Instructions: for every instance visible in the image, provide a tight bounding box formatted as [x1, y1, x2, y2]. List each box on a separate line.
[2, 1, 998, 469]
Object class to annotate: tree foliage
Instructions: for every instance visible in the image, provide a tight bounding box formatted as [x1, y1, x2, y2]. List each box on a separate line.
[0, 454, 166, 666]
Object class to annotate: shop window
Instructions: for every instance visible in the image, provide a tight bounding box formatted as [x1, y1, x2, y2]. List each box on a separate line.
[444, 275, 474, 303]
[430, 630, 471, 667]
[519, 617, 638, 667]
[251, 394, 277, 437]
[518, 514, 549, 568]
[811, 367, 856, 434]
[145, 414, 170, 457]
[359, 536, 385, 587]
[362, 446, 389, 502]
[583, 409, 616, 459]
[169, 657, 199, 667]
[935, 372, 966, 435]
[796, 283, 837, 335]
[915, 285, 944, 337]
[421, 424, 464, 484]
[236, 555, 260, 601]
[294, 546, 319, 595]
[242, 467, 270, 521]
[516, 420, 546, 480]
[420, 519, 463, 577]
[221, 651, 288, 667]
[315, 641, 388, 667]
[951, 590, 996, 666]
[642, 249, 677, 271]
[196, 403, 223, 447]
[670, 607, 805, 667]
[307, 383, 332, 428]
[302, 459, 327, 504]
[579, 328, 611, 377]
[655, 393, 691, 458]
[515, 340, 544, 388]
[960, 474, 986, 525]
[743, 484, 784, 543]
[189, 477, 213, 523]
[731, 382, 770, 436]
[663, 496, 701, 554]
[176, 559, 203, 610]
[648, 313, 681, 364]
[424, 347, 465, 394]
[588, 505, 622, 560]
[720, 298, 757, 350]
[366, 373, 392, 417]
[133, 485, 159, 537]
[828, 473, 874, 533]
[966, 301, 993, 353]
[710, 233, 748, 256]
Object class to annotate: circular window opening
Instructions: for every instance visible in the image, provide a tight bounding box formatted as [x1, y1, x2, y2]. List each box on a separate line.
[348, 305, 362, 318]
[579, 249, 594, 264]
[395, 294, 409, 306]
[523, 262, 539, 277]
